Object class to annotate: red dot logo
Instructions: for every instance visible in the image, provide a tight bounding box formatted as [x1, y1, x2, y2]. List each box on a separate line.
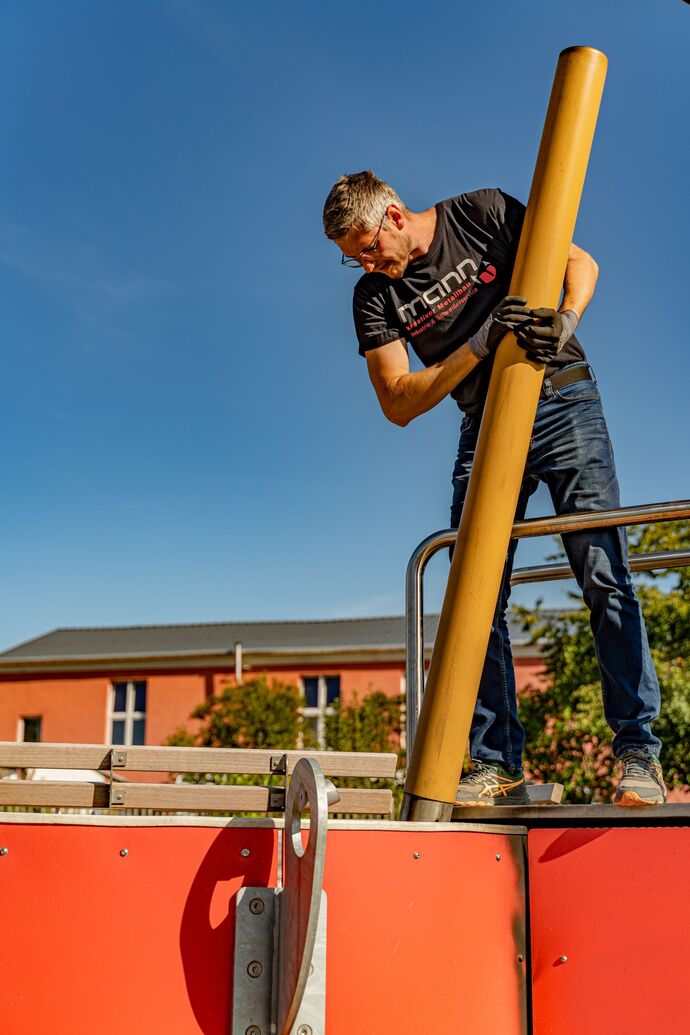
[479, 264, 497, 283]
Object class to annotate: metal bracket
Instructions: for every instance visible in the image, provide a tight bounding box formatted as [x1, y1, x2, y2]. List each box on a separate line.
[110, 750, 128, 768]
[268, 787, 286, 812]
[109, 785, 127, 806]
[232, 758, 337, 1035]
[270, 753, 288, 775]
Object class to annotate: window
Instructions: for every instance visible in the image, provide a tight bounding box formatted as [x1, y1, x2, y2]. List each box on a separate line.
[19, 716, 42, 742]
[301, 675, 340, 749]
[109, 681, 146, 746]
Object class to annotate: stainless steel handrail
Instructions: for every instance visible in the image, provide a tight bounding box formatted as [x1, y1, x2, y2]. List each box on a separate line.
[405, 500, 690, 754]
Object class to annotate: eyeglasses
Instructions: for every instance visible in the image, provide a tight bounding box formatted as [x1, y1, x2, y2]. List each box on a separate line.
[341, 212, 387, 268]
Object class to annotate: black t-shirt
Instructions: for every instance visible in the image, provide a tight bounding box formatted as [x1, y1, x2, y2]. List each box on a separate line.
[353, 188, 587, 414]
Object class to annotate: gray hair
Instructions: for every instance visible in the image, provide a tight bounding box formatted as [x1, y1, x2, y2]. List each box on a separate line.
[322, 171, 406, 240]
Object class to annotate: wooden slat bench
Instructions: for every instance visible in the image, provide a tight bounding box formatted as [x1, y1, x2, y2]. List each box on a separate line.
[0, 742, 398, 815]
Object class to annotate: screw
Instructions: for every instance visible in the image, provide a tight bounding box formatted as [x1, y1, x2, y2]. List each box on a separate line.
[247, 961, 263, 978]
[246, 1027, 261, 1035]
[518, 954, 525, 963]
[559, 955, 568, 963]
[297, 1027, 313, 1035]
[413, 851, 420, 859]
[120, 848, 129, 857]
[249, 898, 265, 915]
[0, 847, 8, 857]
[241, 848, 251, 858]
[496, 853, 502, 861]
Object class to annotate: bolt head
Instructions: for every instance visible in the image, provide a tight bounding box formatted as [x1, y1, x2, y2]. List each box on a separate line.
[241, 848, 251, 858]
[0, 847, 8, 857]
[297, 1027, 313, 1035]
[249, 898, 265, 915]
[247, 961, 263, 978]
[120, 848, 128, 857]
[245, 1027, 261, 1035]
[559, 955, 568, 963]
[518, 954, 525, 963]
[412, 851, 420, 860]
[495, 853, 502, 861]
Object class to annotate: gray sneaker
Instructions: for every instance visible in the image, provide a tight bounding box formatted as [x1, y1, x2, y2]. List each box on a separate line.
[613, 750, 666, 807]
[455, 760, 531, 807]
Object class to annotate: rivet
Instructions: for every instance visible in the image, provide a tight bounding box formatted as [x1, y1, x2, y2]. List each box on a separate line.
[496, 853, 502, 861]
[120, 848, 129, 857]
[247, 961, 263, 978]
[0, 847, 8, 857]
[245, 1027, 261, 1035]
[413, 851, 420, 859]
[249, 898, 265, 915]
[518, 954, 525, 963]
[241, 848, 251, 858]
[559, 955, 568, 963]
[297, 1026, 313, 1035]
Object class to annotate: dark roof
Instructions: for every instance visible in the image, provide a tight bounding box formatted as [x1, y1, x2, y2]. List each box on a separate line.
[0, 613, 535, 674]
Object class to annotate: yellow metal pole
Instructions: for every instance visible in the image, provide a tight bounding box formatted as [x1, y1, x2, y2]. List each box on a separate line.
[401, 46, 608, 821]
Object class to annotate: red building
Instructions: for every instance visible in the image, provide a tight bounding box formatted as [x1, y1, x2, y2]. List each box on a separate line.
[0, 614, 544, 748]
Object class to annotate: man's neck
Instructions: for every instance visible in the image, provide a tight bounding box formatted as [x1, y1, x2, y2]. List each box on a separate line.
[408, 206, 438, 261]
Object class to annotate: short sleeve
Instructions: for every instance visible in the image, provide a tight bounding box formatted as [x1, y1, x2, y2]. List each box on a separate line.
[353, 275, 402, 357]
[465, 188, 526, 262]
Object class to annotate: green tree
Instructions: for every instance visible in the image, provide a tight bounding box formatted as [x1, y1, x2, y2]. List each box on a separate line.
[518, 520, 690, 802]
[166, 676, 302, 792]
[168, 675, 302, 750]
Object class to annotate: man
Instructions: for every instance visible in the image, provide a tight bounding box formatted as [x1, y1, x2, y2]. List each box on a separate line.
[323, 170, 665, 807]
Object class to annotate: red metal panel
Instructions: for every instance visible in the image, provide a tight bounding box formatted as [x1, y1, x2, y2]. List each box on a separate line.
[323, 829, 527, 1034]
[0, 823, 278, 1035]
[0, 822, 527, 1034]
[529, 827, 690, 1035]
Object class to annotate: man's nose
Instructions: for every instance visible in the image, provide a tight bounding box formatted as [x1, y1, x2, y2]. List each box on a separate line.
[359, 255, 376, 271]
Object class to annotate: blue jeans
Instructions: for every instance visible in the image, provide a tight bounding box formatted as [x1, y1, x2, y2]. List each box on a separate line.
[450, 365, 661, 772]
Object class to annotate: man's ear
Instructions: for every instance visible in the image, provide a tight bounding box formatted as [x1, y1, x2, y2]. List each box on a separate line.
[386, 203, 406, 230]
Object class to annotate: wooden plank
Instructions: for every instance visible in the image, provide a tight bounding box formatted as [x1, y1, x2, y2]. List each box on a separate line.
[0, 781, 109, 808]
[114, 784, 393, 815]
[0, 779, 394, 815]
[527, 783, 564, 805]
[328, 789, 394, 816]
[0, 743, 397, 778]
[0, 744, 113, 771]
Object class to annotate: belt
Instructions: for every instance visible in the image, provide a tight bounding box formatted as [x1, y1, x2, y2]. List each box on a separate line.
[540, 363, 593, 399]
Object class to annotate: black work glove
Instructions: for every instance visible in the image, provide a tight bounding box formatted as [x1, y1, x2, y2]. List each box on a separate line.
[468, 295, 532, 360]
[516, 308, 579, 364]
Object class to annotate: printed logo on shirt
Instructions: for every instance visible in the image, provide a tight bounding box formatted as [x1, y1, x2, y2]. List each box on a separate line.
[396, 260, 497, 337]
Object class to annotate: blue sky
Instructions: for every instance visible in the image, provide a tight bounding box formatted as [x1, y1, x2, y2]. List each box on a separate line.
[1, 0, 688, 650]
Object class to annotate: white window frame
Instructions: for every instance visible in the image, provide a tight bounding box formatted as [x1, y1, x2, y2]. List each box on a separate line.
[300, 675, 339, 750]
[108, 680, 147, 746]
[17, 715, 43, 743]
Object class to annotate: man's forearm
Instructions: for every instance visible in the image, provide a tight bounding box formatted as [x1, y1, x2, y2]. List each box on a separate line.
[384, 343, 481, 426]
[561, 249, 598, 318]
